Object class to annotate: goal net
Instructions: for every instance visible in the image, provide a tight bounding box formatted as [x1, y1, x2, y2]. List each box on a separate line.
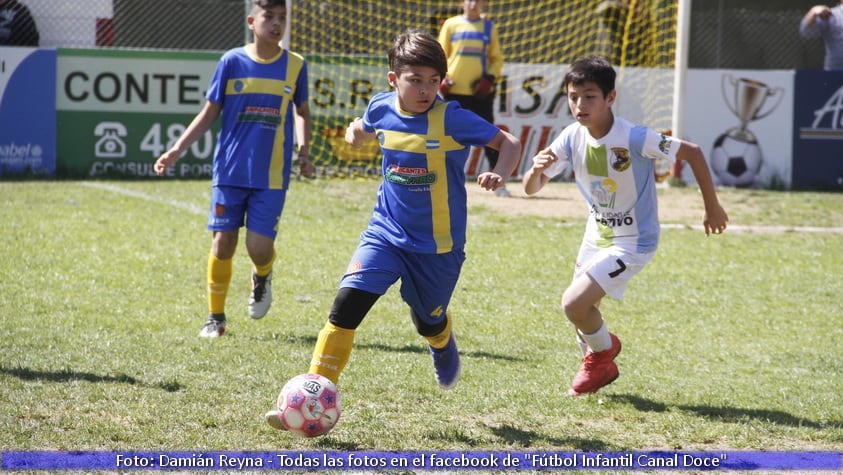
[290, 0, 678, 179]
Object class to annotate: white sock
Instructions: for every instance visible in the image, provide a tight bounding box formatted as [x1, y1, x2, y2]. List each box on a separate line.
[580, 323, 612, 353]
[575, 331, 589, 356]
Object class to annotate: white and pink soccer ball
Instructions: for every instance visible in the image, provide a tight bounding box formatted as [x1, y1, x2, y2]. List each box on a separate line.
[276, 373, 341, 437]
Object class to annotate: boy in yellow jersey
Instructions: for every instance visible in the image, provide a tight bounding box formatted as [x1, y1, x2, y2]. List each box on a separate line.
[266, 28, 520, 430]
[437, 0, 509, 196]
[154, 0, 314, 337]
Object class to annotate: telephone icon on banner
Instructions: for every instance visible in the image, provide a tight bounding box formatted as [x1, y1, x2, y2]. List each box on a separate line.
[94, 122, 127, 158]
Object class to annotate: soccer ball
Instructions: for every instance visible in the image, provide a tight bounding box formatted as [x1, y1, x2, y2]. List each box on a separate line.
[276, 373, 341, 437]
[710, 132, 763, 187]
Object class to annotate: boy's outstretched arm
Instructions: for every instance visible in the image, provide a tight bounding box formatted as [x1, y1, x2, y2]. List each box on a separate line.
[477, 130, 521, 191]
[677, 141, 729, 235]
[522, 148, 558, 195]
[154, 100, 221, 176]
[345, 117, 377, 148]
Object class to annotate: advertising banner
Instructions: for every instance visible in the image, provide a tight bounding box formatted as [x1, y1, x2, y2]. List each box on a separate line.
[307, 59, 672, 180]
[0, 47, 56, 176]
[792, 69, 843, 190]
[684, 70, 794, 189]
[56, 48, 221, 178]
[305, 55, 385, 179]
[5, 47, 821, 189]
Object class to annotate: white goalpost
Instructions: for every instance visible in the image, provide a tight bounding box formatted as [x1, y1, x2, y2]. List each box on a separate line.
[672, 0, 692, 140]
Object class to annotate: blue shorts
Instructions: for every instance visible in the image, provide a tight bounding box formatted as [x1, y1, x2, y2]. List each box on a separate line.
[340, 230, 466, 326]
[207, 185, 287, 239]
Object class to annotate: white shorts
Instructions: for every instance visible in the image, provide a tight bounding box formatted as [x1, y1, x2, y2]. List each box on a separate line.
[573, 241, 655, 300]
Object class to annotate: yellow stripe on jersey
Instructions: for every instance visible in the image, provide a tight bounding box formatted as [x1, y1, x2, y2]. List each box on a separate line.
[379, 130, 429, 153]
[426, 103, 453, 253]
[378, 129, 462, 155]
[270, 53, 303, 188]
[225, 77, 286, 96]
[378, 102, 464, 253]
[224, 52, 304, 189]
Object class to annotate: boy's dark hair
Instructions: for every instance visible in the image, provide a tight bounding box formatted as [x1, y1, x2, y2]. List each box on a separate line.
[563, 55, 616, 96]
[388, 29, 448, 79]
[252, 0, 285, 9]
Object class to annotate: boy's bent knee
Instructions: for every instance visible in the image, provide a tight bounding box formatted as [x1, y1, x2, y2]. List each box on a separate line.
[211, 231, 238, 259]
[561, 290, 591, 324]
[328, 287, 380, 330]
[410, 308, 448, 337]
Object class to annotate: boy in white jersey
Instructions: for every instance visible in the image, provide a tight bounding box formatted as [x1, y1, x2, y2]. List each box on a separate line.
[154, 0, 314, 337]
[523, 56, 729, 396]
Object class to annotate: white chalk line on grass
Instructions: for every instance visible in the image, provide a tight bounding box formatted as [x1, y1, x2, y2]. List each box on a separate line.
[81, 182, 205, 216]
[84, 182, 843, 235]
[544, 221, 843, 234]
[660, 223, 843, 234]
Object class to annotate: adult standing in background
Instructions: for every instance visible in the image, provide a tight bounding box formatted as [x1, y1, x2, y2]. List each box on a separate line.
[438, 0, 509, 197]
[800, 1, 843, 70]
[0, 0, 39, 46]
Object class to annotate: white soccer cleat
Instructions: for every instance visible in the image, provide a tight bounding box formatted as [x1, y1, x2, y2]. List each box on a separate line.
[494, 186, 511, 197]
[249, 271, 272, 319]
[199, 315, 226, 338]
[265, 409, 286, 430]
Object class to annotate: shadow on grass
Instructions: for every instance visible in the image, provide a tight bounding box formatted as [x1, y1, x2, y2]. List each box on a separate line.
[426, 422, 612, 450]
[312, 439, 363, 451]
[253, 333, 526, 362]
[486, 424, 613, 451]
[609, 393, 837, 429]
[0, 365, 182, 392]
[357, 342, 526, 363]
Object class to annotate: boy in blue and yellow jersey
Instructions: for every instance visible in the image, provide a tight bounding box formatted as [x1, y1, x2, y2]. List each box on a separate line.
[154, 0, 314, 338]
[523, 56, 729, 396]
[437, 0, 508, 195]
[266, 28, 520, 430]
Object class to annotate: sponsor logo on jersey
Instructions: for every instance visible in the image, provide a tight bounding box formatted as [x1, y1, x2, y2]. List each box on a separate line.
[238, 106, 281, 126]
[590, 178, 618, 208]
[610, 147, 631, 172]
[385, 164, 436, 185]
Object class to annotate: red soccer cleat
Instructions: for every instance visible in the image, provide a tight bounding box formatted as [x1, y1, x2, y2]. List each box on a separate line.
[567, 333, 622, 396]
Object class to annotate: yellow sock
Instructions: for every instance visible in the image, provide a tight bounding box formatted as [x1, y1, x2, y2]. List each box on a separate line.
[207, 253, 232, 314]
[425, 314, 453, 349]
[309, 322, 355, 384]
[254, 251, 275, 278]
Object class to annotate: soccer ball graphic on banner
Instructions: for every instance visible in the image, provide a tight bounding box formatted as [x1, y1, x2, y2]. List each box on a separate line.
[710, 132, 763, 187]
[275, 373, 341, 437]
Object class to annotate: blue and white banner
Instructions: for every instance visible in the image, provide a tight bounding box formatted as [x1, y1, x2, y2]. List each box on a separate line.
[2, 450, 840, 471]
[0, 47, 56, 176]
[792, 69, 843, 189]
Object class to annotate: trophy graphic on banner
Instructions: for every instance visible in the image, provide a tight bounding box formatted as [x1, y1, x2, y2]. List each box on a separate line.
[710, 75, 783, 187]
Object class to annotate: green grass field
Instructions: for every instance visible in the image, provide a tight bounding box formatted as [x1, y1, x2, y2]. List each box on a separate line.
[1, 179, 841, 469]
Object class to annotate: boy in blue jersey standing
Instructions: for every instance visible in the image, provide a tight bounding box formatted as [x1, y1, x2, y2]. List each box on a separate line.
[523, 56, 729, 396]
[266, 29, 520, 428]
[154, 0, 314, 338]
